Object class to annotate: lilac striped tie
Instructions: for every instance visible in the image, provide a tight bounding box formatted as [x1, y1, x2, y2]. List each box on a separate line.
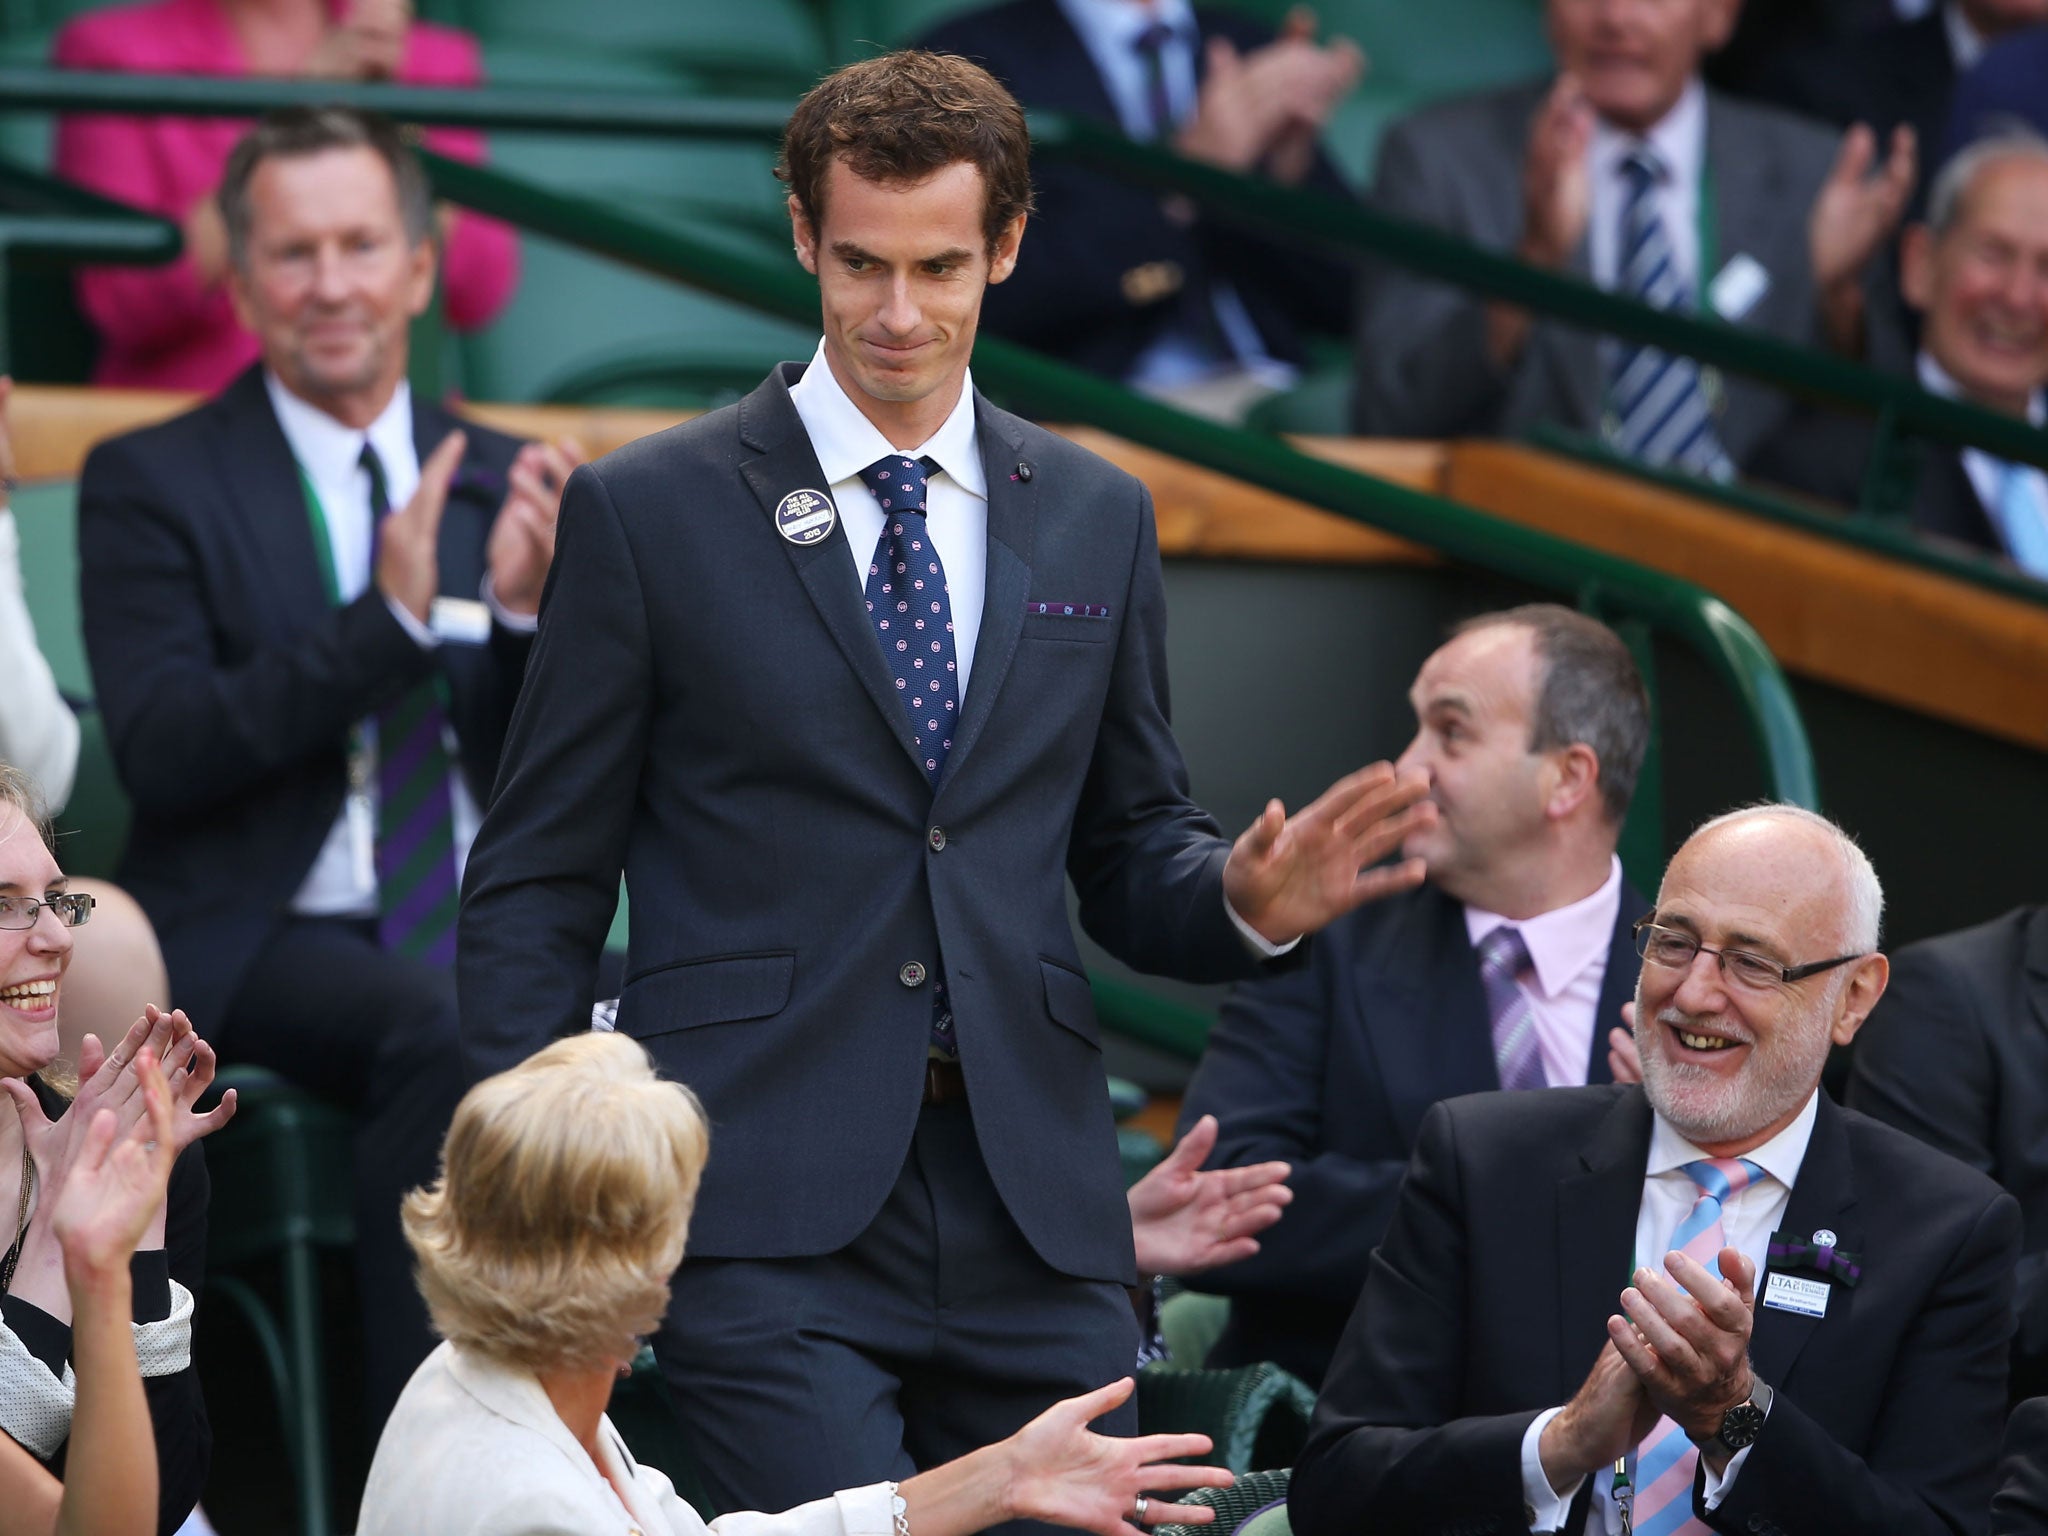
[1476, 925, 1545, 1091]
[1629, 1157, 1767, 1536]
[363, 444, 461, 967]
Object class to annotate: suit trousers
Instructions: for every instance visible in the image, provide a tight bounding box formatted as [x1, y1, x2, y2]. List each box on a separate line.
[211, 916, 468, 1435]
[657, 1098, 1140, 1530]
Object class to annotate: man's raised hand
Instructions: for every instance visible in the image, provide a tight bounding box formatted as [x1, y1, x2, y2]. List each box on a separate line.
[1222, 762, 1436, 947]
[1129, 1114, 1291, 1277]
[375, 428, 465, 624]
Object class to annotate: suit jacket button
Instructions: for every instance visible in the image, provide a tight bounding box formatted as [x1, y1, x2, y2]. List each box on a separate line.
[928, 826, 946, 852]
[899, 961, 927, 987]
[1747, 1517, 1764, 1532]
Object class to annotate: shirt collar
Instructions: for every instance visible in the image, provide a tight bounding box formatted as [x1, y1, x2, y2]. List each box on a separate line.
[1916, 348, 2048, 429]
[787, 339, 987, 500]
[1647, 1088, 1820, 1191]
[1945, 1, 1989, 69]
[1464, 856, 1625, 1001]
[1590, 76, 1708, 190]
[264, 370, 415, 489]
[1059, 0, 1198, 55]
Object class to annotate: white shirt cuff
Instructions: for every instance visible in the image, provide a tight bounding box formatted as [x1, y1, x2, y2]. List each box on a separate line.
[1520, 1408, 1581, 1532]
[384, 591, 439, 650]
[1700, 1439, 1754, 1508]
[1225, 895, 1300, 958]
[480, 572, 539, 633]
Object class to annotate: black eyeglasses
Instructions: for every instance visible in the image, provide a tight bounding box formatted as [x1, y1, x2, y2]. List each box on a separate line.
[1632, 916, 1865, 994]
[0, 892, 95, 931]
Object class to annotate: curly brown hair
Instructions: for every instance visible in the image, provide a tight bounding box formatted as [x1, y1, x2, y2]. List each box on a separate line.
[777, 49, 1035, 255]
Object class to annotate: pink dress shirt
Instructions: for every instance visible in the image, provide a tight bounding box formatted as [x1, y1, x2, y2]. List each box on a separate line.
[1464, 855, 1625, 1089]
[52, 0, 519, 391]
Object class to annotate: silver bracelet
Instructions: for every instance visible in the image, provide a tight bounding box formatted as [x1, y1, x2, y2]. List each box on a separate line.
[887, 1481, 909, 1536]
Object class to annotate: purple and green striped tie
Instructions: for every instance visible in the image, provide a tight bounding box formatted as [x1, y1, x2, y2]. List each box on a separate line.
[362, 444, 461, 966]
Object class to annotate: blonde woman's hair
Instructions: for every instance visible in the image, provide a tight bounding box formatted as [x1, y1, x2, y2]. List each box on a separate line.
[402, 1032, 711, 1372]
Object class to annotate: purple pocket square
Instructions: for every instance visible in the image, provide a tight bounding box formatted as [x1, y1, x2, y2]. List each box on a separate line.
[1025, 602, 1111, 619]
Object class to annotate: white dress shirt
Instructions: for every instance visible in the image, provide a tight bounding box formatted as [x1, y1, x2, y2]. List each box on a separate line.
[788, 341, 990, 701]
[1519, 1092, 1820, 1532]
[1916, 351, 2048, 573]
[264, 372, 487, 916]
[1587, 79, 1709, 300]
[1465, 856, 1625, 1088]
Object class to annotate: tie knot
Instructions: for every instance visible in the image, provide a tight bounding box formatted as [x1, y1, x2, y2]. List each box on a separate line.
[1683, 1156, 1765, 1204]
[862, 455, 936, 516]
[1134, 20, 1176, 56]
[1477, 924, 1531, 979]
[1621, 145, 1666, 190]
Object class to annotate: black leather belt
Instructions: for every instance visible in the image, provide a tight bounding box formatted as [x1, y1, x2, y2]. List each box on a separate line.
[922, 1059, 967, 1104]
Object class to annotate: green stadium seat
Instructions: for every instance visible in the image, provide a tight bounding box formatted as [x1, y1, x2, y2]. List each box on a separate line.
[9, 478, 85, 695]
[447, 0, 829, 91]
[1154, 1468, 1293, 1536]
[1158, 1285, 1230, 1368]
[1137, 1362, 1314, 1473]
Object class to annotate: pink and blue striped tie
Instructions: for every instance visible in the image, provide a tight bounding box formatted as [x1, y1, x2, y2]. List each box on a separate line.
[1628, 1157, 1766, 1536]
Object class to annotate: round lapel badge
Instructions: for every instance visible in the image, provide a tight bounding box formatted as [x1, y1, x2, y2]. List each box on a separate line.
[1813, 1229, 1838, 1249]
[774, 488, 837, 546]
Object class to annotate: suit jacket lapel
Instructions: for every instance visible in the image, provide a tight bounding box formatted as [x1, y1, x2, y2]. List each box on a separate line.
[1554, 234, 1606, 428]
[1556, 1090, 1655, 1396]
[1363, 887, 1499, 1134]
[1585, 881, 1647, 1086]
[937, 395, 1035, 791]
[208, 366, 331, 628]
[1751, 1094, 1858, 1385]
[738, 366, 925, 776]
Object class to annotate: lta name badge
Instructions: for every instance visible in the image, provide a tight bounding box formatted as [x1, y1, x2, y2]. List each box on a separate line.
[775, 488, 837, 546]
[1763, 1272, 1831, 1318]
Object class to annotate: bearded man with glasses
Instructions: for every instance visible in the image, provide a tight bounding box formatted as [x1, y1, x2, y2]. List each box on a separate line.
[1294, 802, 2021, 1536]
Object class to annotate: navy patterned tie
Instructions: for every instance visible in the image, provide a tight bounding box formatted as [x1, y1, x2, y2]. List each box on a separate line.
[1606, 146, 1734, 482]
[1476, 925, 1546, 1091]
[861, 454, 959, 1055]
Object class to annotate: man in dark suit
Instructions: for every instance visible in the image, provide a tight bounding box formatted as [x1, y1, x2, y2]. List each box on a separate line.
[1355, 0, 1916, 479]
[1177, 604, 1650, 1386]
[1760, 130, 2048, 572]
[1293, 804, 2021, 1536]
[1848, 905, 2048, 1399]
[917, 0, 1361, 421]
[77, 107, 574, 1430]
[458, 49, 1437, 1527]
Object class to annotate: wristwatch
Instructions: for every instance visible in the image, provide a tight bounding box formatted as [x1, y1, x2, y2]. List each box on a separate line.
[1702, 1377, 1774, 1456]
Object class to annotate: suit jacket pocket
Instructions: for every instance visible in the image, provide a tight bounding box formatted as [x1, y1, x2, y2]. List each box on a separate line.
[618, 950, 796, 1038]
[1040, 957, 1101, 1048]
[1022, 609, 1112, 644]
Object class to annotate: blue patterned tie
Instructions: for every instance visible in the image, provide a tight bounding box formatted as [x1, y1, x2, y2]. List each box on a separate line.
[1476, 926, 1546, 1091]
[1606, 147, 1734, 482]
[861, 454, 959, 1056]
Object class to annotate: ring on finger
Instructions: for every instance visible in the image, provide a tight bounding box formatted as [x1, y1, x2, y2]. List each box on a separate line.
[1133, 1498, 1149, 1525]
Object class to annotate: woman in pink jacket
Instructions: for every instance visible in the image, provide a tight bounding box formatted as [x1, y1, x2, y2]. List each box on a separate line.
[53, 0, 518, 392]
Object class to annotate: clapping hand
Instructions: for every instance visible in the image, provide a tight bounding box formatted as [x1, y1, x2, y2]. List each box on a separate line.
[487, 437, 584, 618]
[1608, 1001, 1642, 1084]
[1000, 1379, 1232, 1536]
[51, 1045, 177, 1291]
[1809, 122, 1917, 352]
[1222, 762, 1435, 947]
[1519, 73, 1595, 270]
[1610, 1248, 1758, 1466]
[304, 0, 411, 80]
[1129, 1115, 1290, 1277]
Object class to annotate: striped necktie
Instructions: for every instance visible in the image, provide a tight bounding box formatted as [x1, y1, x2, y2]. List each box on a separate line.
[363, 443, 462, 967]
[1628, 1156, 1767, 1536]
[1476, 925, 1546, 1091]
[1605, 146, 1734, 482]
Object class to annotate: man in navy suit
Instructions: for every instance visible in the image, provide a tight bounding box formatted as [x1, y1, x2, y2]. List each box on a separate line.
[917, 0, 1362, 420]
[457, 49, 1434, 1528]
[1179, 604, 1650, 1385]
[78, 107, 575, 1430]
[1293, 805, 2019, 1536]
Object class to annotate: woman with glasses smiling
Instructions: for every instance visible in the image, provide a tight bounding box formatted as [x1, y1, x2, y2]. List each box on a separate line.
[0, 763, 237, 1536]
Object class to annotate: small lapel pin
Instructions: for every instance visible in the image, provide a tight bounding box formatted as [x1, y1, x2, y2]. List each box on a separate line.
[1813, 1229, 1838, 1249]
[1015, 461, 1033, 482]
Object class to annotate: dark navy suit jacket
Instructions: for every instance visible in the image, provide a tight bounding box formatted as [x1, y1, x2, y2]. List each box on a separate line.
[456, 362, 1276, 1285]
[78, 365, 530, 1028]
[916, 0, 1356, 382]
[1178, 876, 1641, 1383]
[1294, 1086, 2020, 1536]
